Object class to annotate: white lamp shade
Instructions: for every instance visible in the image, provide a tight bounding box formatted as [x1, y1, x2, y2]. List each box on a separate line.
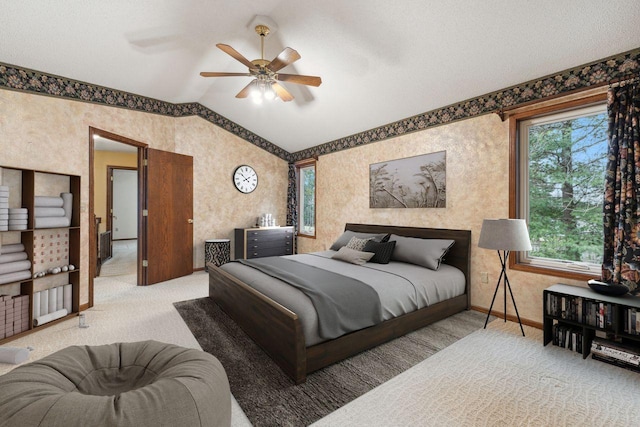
[478, 219, 532, 251]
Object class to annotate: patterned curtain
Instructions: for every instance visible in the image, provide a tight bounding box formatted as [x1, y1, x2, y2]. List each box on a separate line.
[602, 82, 640, 292]
[286, 163, 298, 252]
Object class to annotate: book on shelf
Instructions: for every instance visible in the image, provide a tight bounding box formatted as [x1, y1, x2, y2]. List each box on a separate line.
[546, 293, 613, 329]
[592, 353, 640, 373]
[591, 338, 640, 367]
[552, 323, 583, 354]
[624, 308, 640, 335]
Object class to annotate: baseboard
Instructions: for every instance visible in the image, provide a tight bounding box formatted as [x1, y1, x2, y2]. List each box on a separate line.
[194, 267, 205, 272]
[470, 305, 542, 330]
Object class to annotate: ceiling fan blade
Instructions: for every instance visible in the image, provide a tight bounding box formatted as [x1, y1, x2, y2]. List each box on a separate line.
[216, 43, 256, 69]
[276, 73, 322, 87]
[200, 72, 253, 77]
[271, 82, 294, 102]
[236, 81, 256, 99]
[267, 47, 301, 72]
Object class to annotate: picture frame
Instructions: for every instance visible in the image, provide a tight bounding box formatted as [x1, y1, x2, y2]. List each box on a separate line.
[369, 151, 446, 208]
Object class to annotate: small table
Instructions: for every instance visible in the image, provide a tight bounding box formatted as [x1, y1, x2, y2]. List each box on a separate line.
[204, 239, 231, 271]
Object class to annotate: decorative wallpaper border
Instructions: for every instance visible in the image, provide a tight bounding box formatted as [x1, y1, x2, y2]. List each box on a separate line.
[290, 47, 640, 162]
[1, 47, 639, 164]
[0, 63, 290, 161]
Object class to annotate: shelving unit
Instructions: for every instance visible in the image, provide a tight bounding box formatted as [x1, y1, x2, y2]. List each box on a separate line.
[0, 166, 80, 344]
[543, 283, 640, 369]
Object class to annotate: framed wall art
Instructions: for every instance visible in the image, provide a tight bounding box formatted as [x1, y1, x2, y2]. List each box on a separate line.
[370, 151, 446, 208]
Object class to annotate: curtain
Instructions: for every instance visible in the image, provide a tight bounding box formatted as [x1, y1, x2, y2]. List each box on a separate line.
[286, 163, 298, 252]
[602, 81, 640, 292]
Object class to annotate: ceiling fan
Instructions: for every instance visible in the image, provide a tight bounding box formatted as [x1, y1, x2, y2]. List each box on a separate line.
[200, 25, 322, 103]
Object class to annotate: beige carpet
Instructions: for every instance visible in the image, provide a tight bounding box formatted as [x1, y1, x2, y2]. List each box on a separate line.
[3, 257, 639, 426]
[313, 321, 640, 426]
[0, 269, 251, 426]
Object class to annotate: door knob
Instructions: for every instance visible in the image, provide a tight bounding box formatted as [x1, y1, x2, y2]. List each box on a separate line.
[188, 219, 194, 224]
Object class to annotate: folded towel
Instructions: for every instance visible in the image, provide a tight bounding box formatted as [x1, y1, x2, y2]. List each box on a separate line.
[0, 192, 8, 198]
[0, 252, 28, 264]
[0, 202, 8, 209]
[34, 196, 64, 208]
[8, 219, 27, 225]
[0, 185, 8, 191]
[0, 269, 32, 285]
[0, 260, 32, 275]
[61, 192, 73, 222]
[0, 243, 26, 254]
[35, 216, 71, 229]
[8, 213, 28, 220]
[0, 225, 8, 231]
[8, 225, 28, 231]
[8, 208, 27, 214]
[34, 207, 64, 217]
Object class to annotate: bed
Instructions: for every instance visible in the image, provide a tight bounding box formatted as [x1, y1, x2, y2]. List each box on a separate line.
[207, 223, 471, 384]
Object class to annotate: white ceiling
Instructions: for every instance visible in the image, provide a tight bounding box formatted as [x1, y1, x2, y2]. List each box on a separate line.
[2, 1, 640, 154]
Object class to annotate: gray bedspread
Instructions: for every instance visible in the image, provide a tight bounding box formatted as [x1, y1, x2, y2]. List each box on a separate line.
[220, 251, 466, 346]
[238, 257, 382, 339]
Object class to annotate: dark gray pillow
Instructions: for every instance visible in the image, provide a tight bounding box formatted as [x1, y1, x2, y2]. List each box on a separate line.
[329, 230, 388, 251]
[389, 234, 455, 270]
[363, 240, 396, 264]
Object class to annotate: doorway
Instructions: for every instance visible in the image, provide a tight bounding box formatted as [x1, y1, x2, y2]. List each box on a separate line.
[88, 127, 195, 308]
[89, 128, 146, 307]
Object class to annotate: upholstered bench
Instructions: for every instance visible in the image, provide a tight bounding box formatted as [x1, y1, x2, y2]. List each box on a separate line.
[0, 340, 231, 427]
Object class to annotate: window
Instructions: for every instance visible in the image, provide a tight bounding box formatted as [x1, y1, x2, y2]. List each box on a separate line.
[296, 160, 316, 237]
[511, 95, 608, 278]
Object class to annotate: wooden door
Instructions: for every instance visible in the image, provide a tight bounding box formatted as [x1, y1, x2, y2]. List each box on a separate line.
[144, 149, 193, 285]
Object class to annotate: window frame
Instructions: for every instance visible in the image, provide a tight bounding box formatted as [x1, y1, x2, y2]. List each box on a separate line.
[508, 93, 608, 280]
[295, 158, 316, 239]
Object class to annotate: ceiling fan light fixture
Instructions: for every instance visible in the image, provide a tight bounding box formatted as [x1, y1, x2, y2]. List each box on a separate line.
[263, 83, 276, 101]
[202, 19, 320, 103]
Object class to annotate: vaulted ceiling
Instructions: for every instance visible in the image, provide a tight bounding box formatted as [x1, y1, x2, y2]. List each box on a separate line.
[2, 1, 640, 154]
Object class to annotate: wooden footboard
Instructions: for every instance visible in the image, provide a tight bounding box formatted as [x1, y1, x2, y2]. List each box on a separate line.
[208, 264, 308, 383]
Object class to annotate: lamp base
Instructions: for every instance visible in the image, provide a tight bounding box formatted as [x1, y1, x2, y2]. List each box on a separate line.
[483, 250, 525, 337]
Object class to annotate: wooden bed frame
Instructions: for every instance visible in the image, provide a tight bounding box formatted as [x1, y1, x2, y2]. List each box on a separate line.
[208, 223, 471, 384]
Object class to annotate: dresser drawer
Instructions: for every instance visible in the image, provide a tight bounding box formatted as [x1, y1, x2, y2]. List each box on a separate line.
[246, 246, 294, 259]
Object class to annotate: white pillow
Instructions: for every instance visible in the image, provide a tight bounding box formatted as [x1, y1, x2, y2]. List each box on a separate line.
[331, 247, 374, 265]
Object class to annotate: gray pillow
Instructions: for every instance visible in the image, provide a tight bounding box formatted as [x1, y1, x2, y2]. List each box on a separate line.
[331, 247, 375, 265]
[329, 230, 388, 251]
[389, 234, 455, 270]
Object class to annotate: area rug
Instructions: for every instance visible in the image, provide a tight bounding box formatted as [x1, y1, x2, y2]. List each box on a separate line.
[174, 297, 487, 426]
[313, 322, 640, 426]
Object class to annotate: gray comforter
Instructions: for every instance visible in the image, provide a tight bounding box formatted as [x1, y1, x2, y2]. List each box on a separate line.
[220, 251, 466, 346]
[238, 257, 382, 339]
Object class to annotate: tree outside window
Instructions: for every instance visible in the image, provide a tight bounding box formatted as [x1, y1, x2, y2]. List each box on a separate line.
[297, 161, 315, 237]
[514, 98, 608, 277]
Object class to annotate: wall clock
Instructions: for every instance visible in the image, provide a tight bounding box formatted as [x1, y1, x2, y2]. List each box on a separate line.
[233, 165, 258, 193]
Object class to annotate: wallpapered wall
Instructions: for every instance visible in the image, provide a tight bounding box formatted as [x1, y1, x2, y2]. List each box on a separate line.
[296, 113, 585, 325]
[0, 90, 288, 306]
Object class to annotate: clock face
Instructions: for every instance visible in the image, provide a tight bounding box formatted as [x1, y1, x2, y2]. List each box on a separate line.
[233, 165, 258, 193]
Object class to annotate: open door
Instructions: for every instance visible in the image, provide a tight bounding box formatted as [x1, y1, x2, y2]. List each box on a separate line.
[143, 148, 194, 285]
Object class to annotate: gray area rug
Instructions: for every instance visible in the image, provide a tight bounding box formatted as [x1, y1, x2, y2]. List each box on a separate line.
[174, 297, 487, 427]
